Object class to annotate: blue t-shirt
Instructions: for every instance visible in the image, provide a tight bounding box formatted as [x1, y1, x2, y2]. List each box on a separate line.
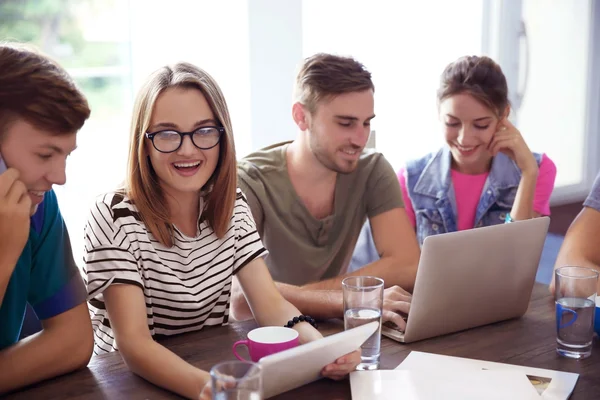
[584, 172, 600, 212]
[0, 190, 86, 350]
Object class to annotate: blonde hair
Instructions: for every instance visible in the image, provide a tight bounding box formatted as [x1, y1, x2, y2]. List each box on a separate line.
[125, 62, 237, 247]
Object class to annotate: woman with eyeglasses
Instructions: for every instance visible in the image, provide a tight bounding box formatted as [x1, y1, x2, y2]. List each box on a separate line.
[83, 63, 360, 399]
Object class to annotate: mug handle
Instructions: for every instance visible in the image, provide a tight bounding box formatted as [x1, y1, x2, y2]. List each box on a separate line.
[556, 303, 578, 330]
[232, 340, 250, 361]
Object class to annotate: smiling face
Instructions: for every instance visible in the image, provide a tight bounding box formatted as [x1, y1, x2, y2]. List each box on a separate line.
[0, 118, 76, 215]
[146, 87, 220, 199]
[303, 89, 375, 174]
[439, 92, 503, 174]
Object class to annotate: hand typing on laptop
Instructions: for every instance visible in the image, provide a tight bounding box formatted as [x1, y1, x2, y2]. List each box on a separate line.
[382, 286, 411, 331]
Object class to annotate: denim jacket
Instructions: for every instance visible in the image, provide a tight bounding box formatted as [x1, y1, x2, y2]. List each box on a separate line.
[406, 146, 543, 246]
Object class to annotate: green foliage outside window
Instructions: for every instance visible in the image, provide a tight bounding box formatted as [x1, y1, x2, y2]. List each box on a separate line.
[0, 0, 130, 117]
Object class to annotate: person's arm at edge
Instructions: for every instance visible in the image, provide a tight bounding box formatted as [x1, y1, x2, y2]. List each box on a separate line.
[1, 188, 94, 394]
[302, 208, 419, 291]
[0, 259, 17, 308]
[102, 284, 210, 399]
[0, 169, 31, 307]
[0, 302, 93, 394]
[549, 206, 600, 295]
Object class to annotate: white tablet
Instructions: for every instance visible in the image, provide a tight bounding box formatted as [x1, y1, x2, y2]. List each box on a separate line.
[259, 321, 379, 398]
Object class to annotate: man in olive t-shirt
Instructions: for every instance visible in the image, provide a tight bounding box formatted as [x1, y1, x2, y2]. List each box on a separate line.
[232, 53, 420, 328]
[238, 142, 403, 285]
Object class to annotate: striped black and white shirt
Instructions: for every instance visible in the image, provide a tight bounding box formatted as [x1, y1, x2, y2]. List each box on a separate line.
[84, 188, 266, 354]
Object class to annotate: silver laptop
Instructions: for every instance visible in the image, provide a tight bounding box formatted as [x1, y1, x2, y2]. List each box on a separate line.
[383, 217, 550, 343]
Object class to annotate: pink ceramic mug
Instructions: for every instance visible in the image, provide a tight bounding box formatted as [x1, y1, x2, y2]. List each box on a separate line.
[232, 326, 299, 362]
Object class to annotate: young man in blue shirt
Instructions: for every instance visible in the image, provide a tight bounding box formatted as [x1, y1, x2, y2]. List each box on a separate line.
[0, 43, 93, 393]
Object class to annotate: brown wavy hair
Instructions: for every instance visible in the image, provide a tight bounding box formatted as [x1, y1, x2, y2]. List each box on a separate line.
[437, 55, 509, 117]
[0, 42, 90, 136]
[294, 53, 375, 114]
[125, 62, 237, 247]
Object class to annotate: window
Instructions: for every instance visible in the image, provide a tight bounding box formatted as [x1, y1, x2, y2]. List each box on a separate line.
[516, 0, 595, 202]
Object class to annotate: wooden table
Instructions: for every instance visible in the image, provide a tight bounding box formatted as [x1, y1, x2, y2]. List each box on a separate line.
[5, 283, 600, 399]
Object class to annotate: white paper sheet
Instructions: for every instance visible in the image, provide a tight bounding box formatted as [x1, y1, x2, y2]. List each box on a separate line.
[350, 369, 540, 400]
[395, 351, 579, 400]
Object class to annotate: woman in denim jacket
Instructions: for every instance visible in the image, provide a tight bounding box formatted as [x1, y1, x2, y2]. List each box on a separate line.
[350, 55, 556, 269]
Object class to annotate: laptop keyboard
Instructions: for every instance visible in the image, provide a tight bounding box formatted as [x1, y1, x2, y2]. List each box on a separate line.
[382, 325, 405, 342]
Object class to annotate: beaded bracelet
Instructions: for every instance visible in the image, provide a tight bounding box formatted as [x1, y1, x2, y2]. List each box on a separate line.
[284, 315, 318, 329]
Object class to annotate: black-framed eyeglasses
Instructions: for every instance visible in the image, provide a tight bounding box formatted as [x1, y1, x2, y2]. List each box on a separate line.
[145, 126, 225, 153]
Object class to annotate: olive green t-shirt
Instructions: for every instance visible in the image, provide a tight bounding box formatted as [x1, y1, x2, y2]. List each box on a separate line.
[237, 141, 404, 285]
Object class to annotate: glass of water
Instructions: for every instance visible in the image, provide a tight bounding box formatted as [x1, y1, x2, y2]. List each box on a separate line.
[342, 276, 384, 370]
[555, 266, 599, 359]
[210, 360, 262, 400]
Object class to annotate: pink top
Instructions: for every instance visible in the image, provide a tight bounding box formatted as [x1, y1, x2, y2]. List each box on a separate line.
[398, 154, 557, 230]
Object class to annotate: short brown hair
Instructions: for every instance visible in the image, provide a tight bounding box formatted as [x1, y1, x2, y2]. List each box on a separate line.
[0, 42, 90, 135]
[437, 55, 509, 117]
[126, 62, 237, 247]
[294, 53, 374, 114]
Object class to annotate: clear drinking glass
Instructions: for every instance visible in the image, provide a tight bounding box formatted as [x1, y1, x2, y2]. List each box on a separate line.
[555, 266, 599, 359]
[210, 360, 262, 400]
[342, 276, 384, 370]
